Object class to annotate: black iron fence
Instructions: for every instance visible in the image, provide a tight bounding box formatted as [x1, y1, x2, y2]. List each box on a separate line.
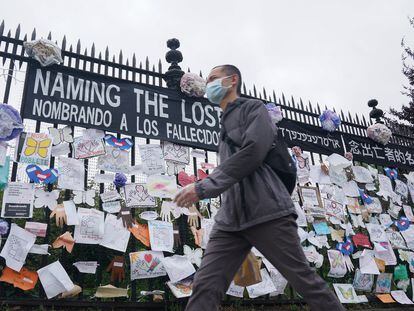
[0, 20, 414, 310]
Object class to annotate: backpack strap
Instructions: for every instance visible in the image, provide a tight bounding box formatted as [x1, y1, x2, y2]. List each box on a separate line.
[220, 120, 248, 219]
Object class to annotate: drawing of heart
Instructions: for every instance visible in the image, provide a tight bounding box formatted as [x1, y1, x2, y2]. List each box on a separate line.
[111, 148, 121, 159]
[105, 134, 133, 150]
[144, 253, 153, 263]
[135, 184, 150, 201]
[25, 164, 58, 184]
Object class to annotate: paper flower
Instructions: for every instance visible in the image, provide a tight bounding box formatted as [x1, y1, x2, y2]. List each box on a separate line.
[0, 219, 9, 235]
[180, 73, 206, 97]
[358, 188, 373, 204]
[367, 123, 392, 145]
[265, 103, 283, 124]
[395, 217, 410, 232]
[113, 172, 127, 188]
[336, 237, 354, 256]
[319, 109, 341, 132]
[0, 104, 23, 141]
[384, 167, 398, 181]
[23, 39, 63, 67]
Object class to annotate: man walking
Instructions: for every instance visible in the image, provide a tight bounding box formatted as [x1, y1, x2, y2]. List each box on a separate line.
[174, 64, 345, 311]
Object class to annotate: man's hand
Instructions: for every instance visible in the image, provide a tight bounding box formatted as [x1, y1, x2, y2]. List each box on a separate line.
[173, 184, 199, 208]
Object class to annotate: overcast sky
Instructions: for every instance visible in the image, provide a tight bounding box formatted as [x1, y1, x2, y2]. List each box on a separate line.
[2, 0, 414, 119]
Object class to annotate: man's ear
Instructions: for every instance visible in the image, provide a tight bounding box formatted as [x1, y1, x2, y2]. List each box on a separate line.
[231, 74, 238, 88]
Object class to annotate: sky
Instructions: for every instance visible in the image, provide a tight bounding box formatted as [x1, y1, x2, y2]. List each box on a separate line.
[1, 0, 414, 119]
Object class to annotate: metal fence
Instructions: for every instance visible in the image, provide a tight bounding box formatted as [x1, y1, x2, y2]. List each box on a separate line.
[0, 20, 414, 310]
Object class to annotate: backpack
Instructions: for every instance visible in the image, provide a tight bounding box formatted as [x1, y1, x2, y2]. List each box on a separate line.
[222, 121, 297, 195]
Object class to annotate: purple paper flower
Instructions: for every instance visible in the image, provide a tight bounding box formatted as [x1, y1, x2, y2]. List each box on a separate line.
[0, 104, 23, 141]
[114, 172, 127, 188]
[265, 103, 283, 124]
[0, 219, 9, 235]
[319, 109, 341, 132]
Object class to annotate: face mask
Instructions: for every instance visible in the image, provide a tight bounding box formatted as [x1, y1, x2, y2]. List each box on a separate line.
[206, 75, 232, 104]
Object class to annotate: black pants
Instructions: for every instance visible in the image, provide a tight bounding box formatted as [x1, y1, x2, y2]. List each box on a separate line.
[185, 214, 345, 311]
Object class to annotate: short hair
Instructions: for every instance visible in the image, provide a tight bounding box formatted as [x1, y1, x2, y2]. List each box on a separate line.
[213, 64, 242, 96]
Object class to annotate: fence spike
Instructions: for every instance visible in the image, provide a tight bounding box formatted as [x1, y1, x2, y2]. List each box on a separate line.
[98, 51, 102, 59]
[272, 90, 277, 103]
[199, 70, 203, 77]
[362, 115, 368, 127]
[187, 67, 191, 72]
[0, 20, 4, 36]
[248, 89, 252, 96]
[18, 34, 28, 69]
[132, 54, 137, 67]
[47, 31, 52, 40]
[263, 87, 267, 99]
[6, 29, 11, 38]
[105, 46, 109, 61]
[299, 98, 305, 111]
[112, 55, 116, 63]
[61, 35, 67, 51]
[76, 39, 81, 54]
[31, 27, 36, 40]
[291, 96, 297, 108]
[119, 50, 123, 64]
[158, 59, 163, 71]
[69, 44, 73, 53]
[253, 84, 257, 97]
[316, 103, 322, 114]
[15, 24, 21, 39]
[348, 111, 353, 123]
[126, 58, 129, 67]
[91, 43, 95, 58]
[355, 114, 360, 125]
[145, 56, 149, 69]
[242, 83, 247, 95]
[281, 93, 287, 106]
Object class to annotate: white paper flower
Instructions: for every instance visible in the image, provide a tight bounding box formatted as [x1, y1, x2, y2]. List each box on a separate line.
[180, 73, 206, 97]
[367, 123, 392, 145]
[23, 39, 63, 67]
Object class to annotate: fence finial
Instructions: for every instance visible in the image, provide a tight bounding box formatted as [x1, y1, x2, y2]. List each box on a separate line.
[368, 99, 384, 124]
[164, 38, 184, 89]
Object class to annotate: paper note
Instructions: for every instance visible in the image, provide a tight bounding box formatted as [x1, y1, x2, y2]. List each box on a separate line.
[129, 251, 166, 280]
[1, 182, 35, 218]
[147, 175, 177, 199]
[124, 183, 156, 208]
[0, 224, 36, 271]
[148, 220, 174, 252]
[100, 214, 130, 252]
[73, 261, 99, 274]
[74, 208, 105, 244]
[138, 144, 165, 175]
[57, 157, 85, 191]
[161, 255, 196, 283]
[37, 261, 74, 299]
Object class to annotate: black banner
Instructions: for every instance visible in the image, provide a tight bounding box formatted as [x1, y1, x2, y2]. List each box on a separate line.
[22, 62, 222, 151]
[343, 134, 414, 170]
[277, 119, 345, 155]
[21, 62, 414, 170]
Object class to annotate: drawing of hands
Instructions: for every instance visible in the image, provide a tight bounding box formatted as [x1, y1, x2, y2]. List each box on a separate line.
[52, 231, 75, 253]
[160, 201, 173, 222]
[117, 205, 133, 229]
[50, 203, 67, 228]
[187, 205, 202, 227]
[106, 255, 125, 283]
